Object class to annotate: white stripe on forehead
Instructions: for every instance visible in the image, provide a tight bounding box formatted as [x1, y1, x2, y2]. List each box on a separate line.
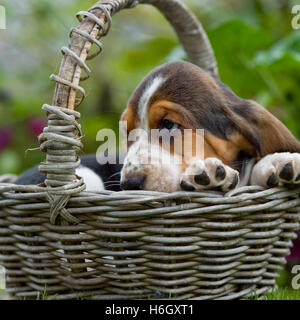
[138, 76, 166, 130]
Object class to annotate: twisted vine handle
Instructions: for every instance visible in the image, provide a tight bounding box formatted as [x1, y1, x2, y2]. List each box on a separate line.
[53, 0, 218, 111]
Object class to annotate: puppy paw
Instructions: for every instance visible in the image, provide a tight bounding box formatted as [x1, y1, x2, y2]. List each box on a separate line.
[180, 158, 239, 192]
[251, 152, 300, 188]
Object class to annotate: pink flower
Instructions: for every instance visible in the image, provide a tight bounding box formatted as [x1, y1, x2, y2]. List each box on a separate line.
[27, 118, 47, 138]
[286, 232, 300, 263]
[0, 127, 13, 152]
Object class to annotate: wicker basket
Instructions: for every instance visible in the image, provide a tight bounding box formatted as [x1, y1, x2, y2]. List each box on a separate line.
[0, 0, 300, 300]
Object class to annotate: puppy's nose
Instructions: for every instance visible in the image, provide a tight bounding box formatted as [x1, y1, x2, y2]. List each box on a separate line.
[121, 176, 145, 190]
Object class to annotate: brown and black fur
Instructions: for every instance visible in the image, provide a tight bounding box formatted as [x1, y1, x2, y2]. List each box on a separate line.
[125, 60, 300, 171]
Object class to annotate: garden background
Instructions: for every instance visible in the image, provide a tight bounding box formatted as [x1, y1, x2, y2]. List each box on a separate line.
[0, 0, 300, 298]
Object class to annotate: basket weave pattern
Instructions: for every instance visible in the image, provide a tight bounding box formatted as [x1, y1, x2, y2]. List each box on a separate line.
[0, 0, 300, 300]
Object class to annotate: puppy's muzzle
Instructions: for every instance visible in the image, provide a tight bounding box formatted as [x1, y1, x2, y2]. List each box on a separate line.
[121, 176, 145, 190]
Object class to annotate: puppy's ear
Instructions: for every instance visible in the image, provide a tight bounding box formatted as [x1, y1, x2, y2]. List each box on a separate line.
[120, 104, 136, 133]
[245, 100, 300, 156]
[217, 80, 300, 158]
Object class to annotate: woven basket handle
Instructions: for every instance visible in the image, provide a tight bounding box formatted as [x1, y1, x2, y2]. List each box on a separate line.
[52, 0, 218, 111]
[39, 0, 218, 191]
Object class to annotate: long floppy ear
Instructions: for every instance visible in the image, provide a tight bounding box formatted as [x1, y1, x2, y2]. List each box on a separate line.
[244, 100, 300, 157]
[217, 81, 300, 158]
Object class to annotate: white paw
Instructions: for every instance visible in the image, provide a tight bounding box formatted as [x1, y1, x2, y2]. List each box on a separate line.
[180, 158, 239, 192]
[251, 152, 300, 188]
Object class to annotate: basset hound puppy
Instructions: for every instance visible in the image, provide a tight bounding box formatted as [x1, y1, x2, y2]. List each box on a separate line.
[17, 60, 300, 193]
[120, 60, 300, 193]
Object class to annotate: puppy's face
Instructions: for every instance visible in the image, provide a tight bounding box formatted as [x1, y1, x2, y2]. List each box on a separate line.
[120, 60, 291, 192]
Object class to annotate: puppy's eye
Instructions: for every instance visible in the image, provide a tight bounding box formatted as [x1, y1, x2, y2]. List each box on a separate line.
[159, 119, 181, 131]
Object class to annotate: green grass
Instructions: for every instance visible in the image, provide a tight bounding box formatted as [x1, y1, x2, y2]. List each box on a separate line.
[33, 288, 300, 300]
[1, 287, 300, 300]
[261, 288, 300, 300]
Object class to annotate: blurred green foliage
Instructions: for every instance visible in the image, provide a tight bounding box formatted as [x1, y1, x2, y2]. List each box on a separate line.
[0, 0, 300, 174]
